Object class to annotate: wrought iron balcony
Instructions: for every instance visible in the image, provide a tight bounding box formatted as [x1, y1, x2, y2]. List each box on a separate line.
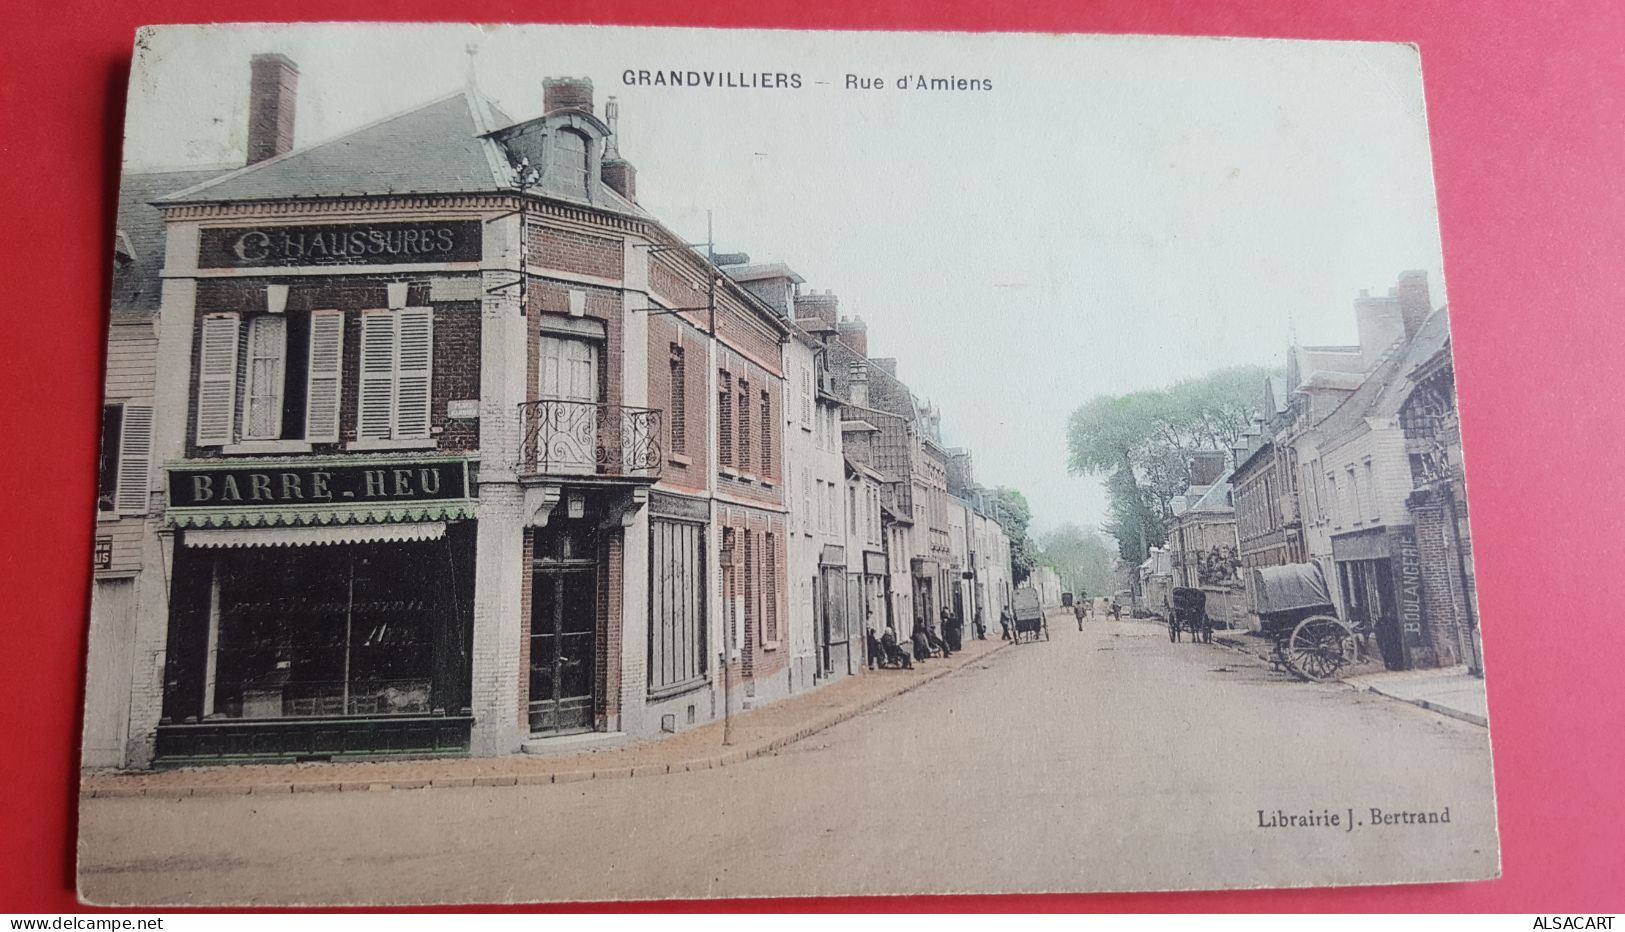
[517, 400, 663, 478]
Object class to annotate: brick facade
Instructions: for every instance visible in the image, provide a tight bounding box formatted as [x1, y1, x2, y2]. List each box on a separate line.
[531, 224, 624, 280]
[183, 276, 482, 458]
[647, 313, 710, 495]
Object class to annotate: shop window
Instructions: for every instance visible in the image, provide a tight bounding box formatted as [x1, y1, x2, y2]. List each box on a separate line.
[98, 402, 154, 515]
[548, 129, 591, 198]
[206, 544, 450, 720]
[649, 518, 707, 696]
[358, 307, 434, 442]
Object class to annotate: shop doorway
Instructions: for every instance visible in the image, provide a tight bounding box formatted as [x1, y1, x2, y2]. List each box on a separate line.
[1340, 559, 1407, 671]
[529, 521, 599, 734]
[529, 567, 597, 733]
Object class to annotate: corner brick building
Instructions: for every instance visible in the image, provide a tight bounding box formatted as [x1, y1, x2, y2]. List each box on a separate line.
[85, 54, 1012, 770]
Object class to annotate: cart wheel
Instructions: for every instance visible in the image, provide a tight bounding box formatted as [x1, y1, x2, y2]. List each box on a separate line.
[1286, 615, 1356, 681]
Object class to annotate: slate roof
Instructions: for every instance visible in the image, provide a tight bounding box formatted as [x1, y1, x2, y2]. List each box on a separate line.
[111, 168, 229, 319]
[1312, 307, 1452, 444]
[159, 90, 514, 204]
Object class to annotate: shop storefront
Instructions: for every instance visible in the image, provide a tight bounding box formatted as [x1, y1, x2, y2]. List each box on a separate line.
[155, 457, 477, 763]
[1331, 525, 1430, 671]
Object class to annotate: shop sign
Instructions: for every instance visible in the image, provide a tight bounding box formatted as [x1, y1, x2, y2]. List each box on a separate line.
[93, 537, 113, 569]
[198, 220, 483, 268]
[1391, 527, 1425, 641]
[864, 551, 887, 576]
[169, 460, 470, 508]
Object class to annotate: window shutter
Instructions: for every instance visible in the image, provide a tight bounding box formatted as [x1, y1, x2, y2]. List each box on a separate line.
[304, 310, 345, 442]
[801, 367, 812, 427]
[357, 310, 397, 440]
[195, 314, 240, 446]
[394, 307, 434, 439]
[113, 403, 154, 514]
[241, 316, 287, 440]
[764, 532, 779, 646]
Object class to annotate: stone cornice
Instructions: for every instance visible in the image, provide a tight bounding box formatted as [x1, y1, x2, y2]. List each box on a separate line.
[157, 193, 525, 221]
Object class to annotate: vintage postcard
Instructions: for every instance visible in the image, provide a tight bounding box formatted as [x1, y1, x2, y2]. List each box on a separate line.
[78, 22, 1498, 904]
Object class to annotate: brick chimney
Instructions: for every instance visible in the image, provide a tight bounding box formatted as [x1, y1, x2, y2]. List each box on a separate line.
[246, 53, 298, 166]
[837, 315, 868, 357]
[600, 96, 637, 201]
[848, 361, 870, 406]
[1354, 288, 1406, 372]
[543, 76, 594, 114]
[1395, 270, 1431, 338]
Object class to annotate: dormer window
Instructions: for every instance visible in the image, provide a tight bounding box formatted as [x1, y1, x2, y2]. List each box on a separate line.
[549, 129, 591, 197]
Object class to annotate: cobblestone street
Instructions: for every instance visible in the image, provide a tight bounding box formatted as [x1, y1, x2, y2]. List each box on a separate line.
[79, 612, 1498, 906]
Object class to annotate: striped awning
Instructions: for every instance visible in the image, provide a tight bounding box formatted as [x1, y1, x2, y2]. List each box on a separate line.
[183, 522, 447, 549]
[166, 500, 476, 530]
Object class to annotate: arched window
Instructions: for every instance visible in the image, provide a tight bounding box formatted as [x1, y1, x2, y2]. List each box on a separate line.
[549, 129, 591, 197]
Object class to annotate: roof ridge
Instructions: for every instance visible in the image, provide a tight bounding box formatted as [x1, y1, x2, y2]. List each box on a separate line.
[156, 89, 469, 203]
[464, 84, 516, 189]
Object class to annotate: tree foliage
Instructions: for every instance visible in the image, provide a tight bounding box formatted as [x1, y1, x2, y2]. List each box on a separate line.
[1067, 365, 1273, 566]
[1035, 523, 1117, 599]
[986, 486, 1037, 584]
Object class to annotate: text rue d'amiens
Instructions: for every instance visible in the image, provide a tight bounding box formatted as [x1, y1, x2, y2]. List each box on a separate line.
[619, 70, 992, 93]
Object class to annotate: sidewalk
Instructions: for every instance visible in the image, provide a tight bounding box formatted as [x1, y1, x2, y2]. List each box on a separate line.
[1343, 664, 1489, 727]
[81, 638, 1007, 798]
[1213, 629, 1488, 727]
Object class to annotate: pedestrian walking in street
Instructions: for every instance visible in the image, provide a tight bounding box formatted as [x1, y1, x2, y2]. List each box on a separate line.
[999, 607, 1013, 640]
[1110, 599, 1122, 621]
[1074, 601, 1087, 631]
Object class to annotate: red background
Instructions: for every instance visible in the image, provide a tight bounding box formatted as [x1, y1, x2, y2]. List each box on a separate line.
[3, 0, 1622, 913]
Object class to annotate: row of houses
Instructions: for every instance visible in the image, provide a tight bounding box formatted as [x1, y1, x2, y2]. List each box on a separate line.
[1135, 271, 1481, 675]
[84, 55, 1016, 770]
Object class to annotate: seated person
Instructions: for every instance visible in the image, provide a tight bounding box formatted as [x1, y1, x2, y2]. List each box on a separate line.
[880, 625, 913, 669]
[912, 625, 933, 662]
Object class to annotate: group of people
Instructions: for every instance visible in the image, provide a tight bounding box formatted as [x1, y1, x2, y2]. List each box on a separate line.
[866, 605, 976, 671]
[1071, 595, 1122, 630]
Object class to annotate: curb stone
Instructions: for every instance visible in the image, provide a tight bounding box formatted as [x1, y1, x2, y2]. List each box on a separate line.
[79, 642, 1008, 798]
[1351, 684, 1489, 727]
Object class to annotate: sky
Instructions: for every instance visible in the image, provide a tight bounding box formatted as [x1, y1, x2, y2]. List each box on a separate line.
[123, 24, 1450, 535]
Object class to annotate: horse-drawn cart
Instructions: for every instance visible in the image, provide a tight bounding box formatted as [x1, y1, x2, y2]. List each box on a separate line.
[1169, 587, 1212, 643]
[1011, 586, 1049, 643]
[1249, 563, 1361, 681]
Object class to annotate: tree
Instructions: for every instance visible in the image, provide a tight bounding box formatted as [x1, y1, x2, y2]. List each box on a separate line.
[1035, 523, 1117, 598]
[986, 486, 1038, 584]
[1067, 365, 1273, 566]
